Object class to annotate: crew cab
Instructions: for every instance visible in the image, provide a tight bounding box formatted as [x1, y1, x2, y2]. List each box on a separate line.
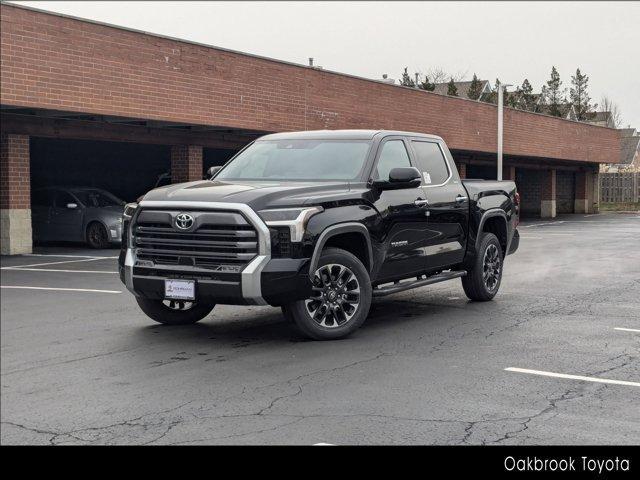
[119, 130, 520, 340]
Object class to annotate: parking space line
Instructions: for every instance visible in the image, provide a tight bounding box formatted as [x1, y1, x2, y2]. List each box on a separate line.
[505, 367, 640, 387]
[614, 327, 640, 333]
[2, 257, 118, 269]
[1, 267, 117, 274]
[22, 254, 109, 258]
[1, 286, 122, 294]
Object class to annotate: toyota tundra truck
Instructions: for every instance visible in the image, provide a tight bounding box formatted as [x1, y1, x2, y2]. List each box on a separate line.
[119, 130, 520, 340]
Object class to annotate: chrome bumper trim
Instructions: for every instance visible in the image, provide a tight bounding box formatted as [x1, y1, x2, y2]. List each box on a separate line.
[135, 200, 271, 304]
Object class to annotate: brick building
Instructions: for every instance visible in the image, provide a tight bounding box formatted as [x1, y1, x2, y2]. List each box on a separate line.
[0, 4, 620, 254]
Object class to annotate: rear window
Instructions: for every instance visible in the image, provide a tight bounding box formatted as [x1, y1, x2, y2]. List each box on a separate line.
[411, 141, 450, 185]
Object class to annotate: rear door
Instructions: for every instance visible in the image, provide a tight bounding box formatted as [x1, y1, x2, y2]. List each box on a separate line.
[408, 139, 469, 269]
[370, 137, 431, 281]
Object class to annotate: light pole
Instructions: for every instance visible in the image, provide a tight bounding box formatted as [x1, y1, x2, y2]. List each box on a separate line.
[497, 81, 512, 180]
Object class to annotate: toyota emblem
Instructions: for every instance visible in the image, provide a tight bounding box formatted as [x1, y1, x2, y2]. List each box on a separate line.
[175, 213, 194, 230]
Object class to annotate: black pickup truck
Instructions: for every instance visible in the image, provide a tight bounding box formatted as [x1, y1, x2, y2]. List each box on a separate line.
[119, 130, 520, 339]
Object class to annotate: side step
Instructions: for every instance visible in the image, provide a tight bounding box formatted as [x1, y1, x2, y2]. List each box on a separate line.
[372, 270, 467, 297]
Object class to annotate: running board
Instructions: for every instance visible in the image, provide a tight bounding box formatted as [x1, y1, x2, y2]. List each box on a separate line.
[372, 270, 467, 297]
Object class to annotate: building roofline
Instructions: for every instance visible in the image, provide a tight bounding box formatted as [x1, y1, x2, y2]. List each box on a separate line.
[0, 1, 620, 133]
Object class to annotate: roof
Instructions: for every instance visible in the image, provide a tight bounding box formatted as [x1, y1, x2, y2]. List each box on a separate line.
[619, 128, 637, 137]
[431, 80, 491, 99]
[587, 111, 612, 122]
[620, 135, 640, 164]
[258, 130, 443, 141]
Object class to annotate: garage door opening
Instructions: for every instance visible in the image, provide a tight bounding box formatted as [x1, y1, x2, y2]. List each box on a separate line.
[30, 138, 170, 203]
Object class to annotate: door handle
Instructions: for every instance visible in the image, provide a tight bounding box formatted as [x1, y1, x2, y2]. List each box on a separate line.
[414, 199, 429, 207]
[455, 195, 468, 203]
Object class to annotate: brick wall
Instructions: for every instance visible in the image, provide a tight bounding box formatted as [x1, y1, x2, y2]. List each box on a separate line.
[171, 145, 203, 183]
[0, 133, 30, 209]
[0, 3, 620, 165]
[541, 170, 557, 201]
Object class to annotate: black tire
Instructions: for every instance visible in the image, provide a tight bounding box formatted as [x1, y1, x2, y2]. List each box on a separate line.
[135, 297, 215, 325]
[462, 232, 503, 301]
[284, 247, 372, 340]
[86, 222, 110, 249]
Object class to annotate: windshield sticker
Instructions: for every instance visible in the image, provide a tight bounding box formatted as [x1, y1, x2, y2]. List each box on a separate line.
[423, 172, 432, 184]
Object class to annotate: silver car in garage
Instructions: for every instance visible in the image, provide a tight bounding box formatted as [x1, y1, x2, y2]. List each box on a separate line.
[32, 187, 125, 249]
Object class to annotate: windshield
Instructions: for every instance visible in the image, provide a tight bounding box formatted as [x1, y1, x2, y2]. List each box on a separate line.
[73, 189, 125, 208]
[216, 140, 372, 181]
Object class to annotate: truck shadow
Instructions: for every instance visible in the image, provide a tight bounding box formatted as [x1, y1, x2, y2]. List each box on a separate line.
[130, 296, 466, 348]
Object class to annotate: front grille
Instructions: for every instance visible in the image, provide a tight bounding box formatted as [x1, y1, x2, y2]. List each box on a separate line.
[133, 209, 259, 270]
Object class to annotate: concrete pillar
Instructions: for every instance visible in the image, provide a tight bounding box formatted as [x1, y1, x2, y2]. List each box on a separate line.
[1, 134, 32, 255]
[171, 145, 203, 183]
[589, 170, 599, 213]
[540, 168, 557, 218]
[502, 165, 516, 181]
[457, 163, 467, 179]
[574, 171, 589, 213]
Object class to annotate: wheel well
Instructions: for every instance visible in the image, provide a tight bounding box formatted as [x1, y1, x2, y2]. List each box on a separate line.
[482, 216, 508, 255]
[323, 232, 370, 271]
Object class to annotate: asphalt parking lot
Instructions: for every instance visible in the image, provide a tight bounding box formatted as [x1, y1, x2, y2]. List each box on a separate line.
[1, 212, 638, 445]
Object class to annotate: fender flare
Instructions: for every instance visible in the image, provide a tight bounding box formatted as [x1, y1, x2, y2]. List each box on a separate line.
[475, 209, 509, 253]
[308, 222, 373, 279]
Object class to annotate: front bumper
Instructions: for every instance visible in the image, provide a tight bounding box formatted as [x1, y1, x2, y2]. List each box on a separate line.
[119, 200, 313, 306]
[119, 252, 312, 306]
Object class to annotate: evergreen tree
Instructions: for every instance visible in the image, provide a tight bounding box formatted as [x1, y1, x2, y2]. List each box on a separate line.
[570, 68, 594, 121]
[519, 78, 536, 111]
[399, 67, 415, 87]
[447, 78, 458, 96]
[542, 66, 566, 117]
[467, 73, 483, 100]
[419, 75, 436, 91]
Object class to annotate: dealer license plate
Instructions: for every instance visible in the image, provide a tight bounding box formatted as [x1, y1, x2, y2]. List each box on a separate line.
[164, 279, 195, 300]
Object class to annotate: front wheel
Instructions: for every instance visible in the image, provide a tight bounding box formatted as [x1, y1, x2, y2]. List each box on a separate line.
[86, 222, 109, 249]
[135, 297, 215, 325]
[283, 247, 372, 340]
[462, 232, 503, 301]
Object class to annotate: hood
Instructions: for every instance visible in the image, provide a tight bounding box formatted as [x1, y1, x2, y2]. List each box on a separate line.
[140, 180, 361, 210]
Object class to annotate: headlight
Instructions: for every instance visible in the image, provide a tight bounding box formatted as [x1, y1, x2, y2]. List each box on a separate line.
[257, 207, 323, 242]
[123, 202, 138, 220]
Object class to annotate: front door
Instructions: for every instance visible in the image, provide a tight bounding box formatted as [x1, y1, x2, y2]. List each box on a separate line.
[408, 139, 469, 269]
[49, 190, 84, 241]
[370, 137, 431, 281]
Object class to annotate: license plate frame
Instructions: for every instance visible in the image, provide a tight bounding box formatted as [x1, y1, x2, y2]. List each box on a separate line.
[164, 279, 196, 300]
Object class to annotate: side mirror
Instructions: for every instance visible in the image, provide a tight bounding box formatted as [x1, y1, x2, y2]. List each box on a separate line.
[372, 167, 422, 190]
[66, 203, 78, 209]
[206, 166, 222, 179]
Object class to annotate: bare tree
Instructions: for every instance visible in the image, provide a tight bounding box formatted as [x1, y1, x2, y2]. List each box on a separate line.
[421, 67, 467, 84]
[599, 96, 622, 128]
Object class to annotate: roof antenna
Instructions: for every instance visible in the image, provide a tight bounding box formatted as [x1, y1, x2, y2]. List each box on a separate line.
[308, 57, 314, 67]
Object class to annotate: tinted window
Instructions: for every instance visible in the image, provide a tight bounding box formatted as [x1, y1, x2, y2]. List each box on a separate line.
[411, 141, 450, 185]
[54, 191, 77, 208]
[375, 140, 411, 180]
[73, 189, 124, 207]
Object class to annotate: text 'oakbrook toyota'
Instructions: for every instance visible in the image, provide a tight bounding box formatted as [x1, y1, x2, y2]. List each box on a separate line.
[119, 130, 520, 340]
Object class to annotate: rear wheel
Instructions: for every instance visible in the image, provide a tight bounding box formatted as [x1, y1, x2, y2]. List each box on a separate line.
[135, 297, 215, 325]
[462, 232, 503, 301]
[284, 248, 372, 340]
[86, 222, 109, 249]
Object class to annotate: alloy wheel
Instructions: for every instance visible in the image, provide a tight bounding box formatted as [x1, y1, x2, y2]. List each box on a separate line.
[483, 244, 501, 291]
[305, 263, 361, 328]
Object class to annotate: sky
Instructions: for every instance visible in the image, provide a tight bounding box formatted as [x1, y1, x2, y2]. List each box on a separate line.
[13, 1, 640, 128]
